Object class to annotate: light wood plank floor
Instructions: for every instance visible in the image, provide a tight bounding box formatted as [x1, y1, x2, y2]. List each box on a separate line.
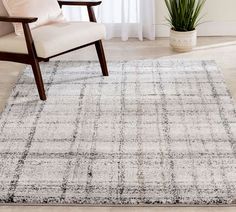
[0, 37, 236, 212]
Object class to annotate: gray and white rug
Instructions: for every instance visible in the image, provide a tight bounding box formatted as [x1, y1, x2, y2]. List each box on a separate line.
[0, 60, 236, 205]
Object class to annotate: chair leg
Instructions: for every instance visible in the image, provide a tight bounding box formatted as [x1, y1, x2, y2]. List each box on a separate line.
[31, 58, 47, 101]
[95, 40, 109, 76]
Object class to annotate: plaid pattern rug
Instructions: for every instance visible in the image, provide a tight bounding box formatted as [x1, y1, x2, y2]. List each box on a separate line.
[0, 60, 236, 205]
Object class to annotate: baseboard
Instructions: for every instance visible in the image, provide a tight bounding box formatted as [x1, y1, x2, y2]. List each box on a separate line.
[155, 21, 236, 37]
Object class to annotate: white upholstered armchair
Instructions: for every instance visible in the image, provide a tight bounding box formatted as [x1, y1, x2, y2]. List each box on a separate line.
[0, 0, 108, 101]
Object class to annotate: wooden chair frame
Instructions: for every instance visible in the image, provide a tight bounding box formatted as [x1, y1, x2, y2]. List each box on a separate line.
[0, 1, 108, 101]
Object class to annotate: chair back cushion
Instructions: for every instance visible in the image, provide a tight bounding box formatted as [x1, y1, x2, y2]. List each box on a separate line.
[2, 0, 65, 35]
[0, 0, 14, 36]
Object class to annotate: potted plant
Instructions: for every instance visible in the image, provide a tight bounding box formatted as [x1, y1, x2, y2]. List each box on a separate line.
[164, 0, 206, 52]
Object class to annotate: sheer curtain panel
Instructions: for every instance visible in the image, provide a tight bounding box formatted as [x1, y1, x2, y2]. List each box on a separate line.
[63, 0, 156, 41]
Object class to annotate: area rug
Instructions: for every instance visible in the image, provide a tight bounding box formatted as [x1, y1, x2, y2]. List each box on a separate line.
[0, 60, 236, 205]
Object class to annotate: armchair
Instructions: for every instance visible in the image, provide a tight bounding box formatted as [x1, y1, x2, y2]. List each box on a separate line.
[0, 0, 108, 101]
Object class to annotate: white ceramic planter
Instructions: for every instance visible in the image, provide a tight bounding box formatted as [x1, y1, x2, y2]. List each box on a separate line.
[170, 29, 197, 52]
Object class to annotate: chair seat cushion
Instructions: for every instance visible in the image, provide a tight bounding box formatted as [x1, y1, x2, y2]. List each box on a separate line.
[0, 0, 14, 36]
[0, 21, 106, 58]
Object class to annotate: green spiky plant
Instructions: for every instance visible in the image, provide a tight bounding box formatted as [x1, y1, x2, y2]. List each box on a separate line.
[164, 0, 206, 32]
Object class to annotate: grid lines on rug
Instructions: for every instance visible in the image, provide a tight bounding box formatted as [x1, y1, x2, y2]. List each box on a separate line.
[6, 61, 60, 202]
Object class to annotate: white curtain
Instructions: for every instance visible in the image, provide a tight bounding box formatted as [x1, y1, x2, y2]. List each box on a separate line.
[63, 0, 156, 41]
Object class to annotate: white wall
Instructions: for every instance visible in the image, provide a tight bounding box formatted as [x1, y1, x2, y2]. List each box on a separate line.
[155, 0, 236, 37]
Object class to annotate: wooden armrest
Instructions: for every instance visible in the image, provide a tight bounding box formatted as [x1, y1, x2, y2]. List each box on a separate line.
[58, 1, 100, 22]
[0, 16, 38, 23]
[58, 1, 102, 7]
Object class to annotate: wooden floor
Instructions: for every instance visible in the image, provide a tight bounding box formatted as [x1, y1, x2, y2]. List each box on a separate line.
[0, 37, 236, 212]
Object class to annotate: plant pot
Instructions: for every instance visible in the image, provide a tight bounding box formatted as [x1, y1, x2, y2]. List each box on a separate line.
[170, 29, 197, 52]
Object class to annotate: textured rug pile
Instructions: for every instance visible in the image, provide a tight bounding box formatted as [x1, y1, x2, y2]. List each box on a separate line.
[0, 60, 236, 205]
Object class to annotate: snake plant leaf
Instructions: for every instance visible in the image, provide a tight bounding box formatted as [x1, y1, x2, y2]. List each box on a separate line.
[164, 0, 206, 32]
